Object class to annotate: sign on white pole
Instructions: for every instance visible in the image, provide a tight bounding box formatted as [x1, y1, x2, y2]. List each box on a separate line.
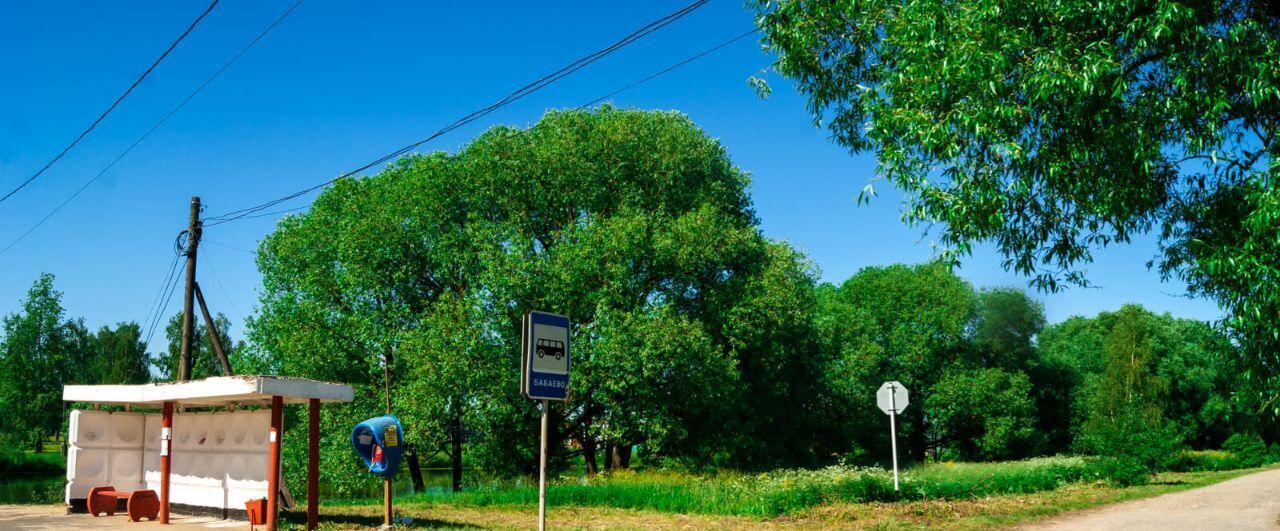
[877, 381, 908, 491]
[521, 311, 571, 531]
[522, 311, 571, 401]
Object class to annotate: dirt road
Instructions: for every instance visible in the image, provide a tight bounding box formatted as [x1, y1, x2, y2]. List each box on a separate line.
[1030, 467, 1280, 530]
[0, 505, 242, 530]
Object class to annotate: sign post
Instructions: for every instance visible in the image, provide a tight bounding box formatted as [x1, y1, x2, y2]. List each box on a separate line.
[522, 311, 570, 531]
[876, 381, 909, 492]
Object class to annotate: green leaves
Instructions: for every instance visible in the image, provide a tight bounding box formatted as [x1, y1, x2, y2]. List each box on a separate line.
[754, 0, 1279, 403]
[252, 107, 821, 478]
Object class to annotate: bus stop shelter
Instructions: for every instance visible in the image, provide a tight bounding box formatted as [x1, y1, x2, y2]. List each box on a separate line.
[63, 376, 354, 530]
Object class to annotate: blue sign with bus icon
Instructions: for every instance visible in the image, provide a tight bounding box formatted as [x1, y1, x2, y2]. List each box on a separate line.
[522, 311, 571, 401]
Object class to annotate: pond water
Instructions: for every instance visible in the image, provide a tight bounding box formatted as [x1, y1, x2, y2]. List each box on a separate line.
[338, 468, 457, 499]
[0, 475, 64, 505]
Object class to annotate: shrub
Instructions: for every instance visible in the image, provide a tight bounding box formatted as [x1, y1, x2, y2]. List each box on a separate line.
[1222, 433, 1268, 468]
[1076, 408, 1182, 484]
[1083, 456, 1151, 486]
[1167, 450, 1242, 472]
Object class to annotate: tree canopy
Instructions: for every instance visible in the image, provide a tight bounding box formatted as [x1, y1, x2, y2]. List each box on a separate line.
[752, 0, 1280, 395]
[252, 107, 823, 494]
[0, 274, 154, 451]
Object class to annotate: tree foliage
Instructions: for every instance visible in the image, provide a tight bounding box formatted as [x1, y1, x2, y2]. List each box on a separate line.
[818, 262, 977, 461]
[752, 0, 1280, 394]
[927, 367, 1038, 460]
[0, 274, 72, 450]
[153, 311, 239, 381]
[251, 107, 823, 493]
[68, 321, 150, 385]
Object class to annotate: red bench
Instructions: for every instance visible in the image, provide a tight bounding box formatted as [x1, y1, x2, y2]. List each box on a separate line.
[87, 486, 160, 522]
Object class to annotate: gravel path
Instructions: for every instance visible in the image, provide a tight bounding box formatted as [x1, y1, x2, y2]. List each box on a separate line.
[0, 505, 243, 530]
[1030, 467, 1280, 531]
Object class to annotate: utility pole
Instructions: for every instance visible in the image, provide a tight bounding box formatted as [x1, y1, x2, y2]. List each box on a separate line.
[178, 196, 201, 382]
[194, 283, 232, 376]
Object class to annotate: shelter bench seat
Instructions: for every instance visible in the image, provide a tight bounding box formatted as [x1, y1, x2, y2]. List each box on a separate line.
[87, 485, 160, 522]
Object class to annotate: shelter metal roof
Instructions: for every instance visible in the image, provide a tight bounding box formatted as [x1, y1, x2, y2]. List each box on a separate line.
[62, 375, 354, 407]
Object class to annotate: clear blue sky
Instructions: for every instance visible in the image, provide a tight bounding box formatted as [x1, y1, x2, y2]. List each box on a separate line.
[0, 1, 1219, 349]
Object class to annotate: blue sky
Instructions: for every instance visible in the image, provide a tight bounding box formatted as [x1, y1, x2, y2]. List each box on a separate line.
[0, 1, 1219, 349]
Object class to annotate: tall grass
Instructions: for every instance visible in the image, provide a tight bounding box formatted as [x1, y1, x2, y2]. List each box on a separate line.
[390, 456, 1089, 517]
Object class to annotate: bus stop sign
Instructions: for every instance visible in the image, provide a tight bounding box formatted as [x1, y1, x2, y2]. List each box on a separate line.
[521, 311, 571, 401]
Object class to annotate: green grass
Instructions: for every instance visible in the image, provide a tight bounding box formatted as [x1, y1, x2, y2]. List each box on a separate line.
[368, 456, 1091, 517]
[295, 465, 1276, 530]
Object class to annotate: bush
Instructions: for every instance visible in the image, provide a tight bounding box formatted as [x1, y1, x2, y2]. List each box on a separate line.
[1083, 456, 1151, 486]
[1222, 433, 1268, 468]
[1076, 409, 1182, 484]
[1167, 450, 1242, 472]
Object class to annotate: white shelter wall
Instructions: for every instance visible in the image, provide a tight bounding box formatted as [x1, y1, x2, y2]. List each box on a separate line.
[66, 409, 271, 511]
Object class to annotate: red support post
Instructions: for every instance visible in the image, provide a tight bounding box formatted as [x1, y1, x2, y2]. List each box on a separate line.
[160, 401, 173, 524]
[307, 398, 320, 530]
[266, 396, 284, 531]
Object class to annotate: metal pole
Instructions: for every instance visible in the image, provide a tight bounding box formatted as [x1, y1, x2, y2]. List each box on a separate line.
[890, 384, 899, 492]
[266, 396, 283, 531]
[193, 283, 232, 376]
[178, 196, 201, 382]
[159, 401, 173, 524]
[383, 346, 393, 527]
[307, 398, 320, 530]
[538, 399, 549, 531]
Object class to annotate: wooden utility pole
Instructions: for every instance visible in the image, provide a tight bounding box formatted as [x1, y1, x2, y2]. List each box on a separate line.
[194, 283, 233, 376]
[178, 196, 201, 382]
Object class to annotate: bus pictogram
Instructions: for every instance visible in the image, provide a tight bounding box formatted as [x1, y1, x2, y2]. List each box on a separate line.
[536, 339, 565, 360]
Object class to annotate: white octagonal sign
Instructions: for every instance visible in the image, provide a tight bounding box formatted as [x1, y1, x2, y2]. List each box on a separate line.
[877, 381, 909, 415]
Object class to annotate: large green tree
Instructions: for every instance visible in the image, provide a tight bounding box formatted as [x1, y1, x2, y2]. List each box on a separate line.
[1075, 305, 1182, 481]
[927, 366, 1038, 460]
[753, 0, 1280, 394]
[251, 107, 822, 494]
[1038, 304, 1260, 453]
[0, 274, 73, 451]
[973, 288, 1046, 372]
[818, 262, 977, 461]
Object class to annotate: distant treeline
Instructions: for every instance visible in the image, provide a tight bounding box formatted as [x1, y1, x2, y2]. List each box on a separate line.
[0, 273, 256, 452]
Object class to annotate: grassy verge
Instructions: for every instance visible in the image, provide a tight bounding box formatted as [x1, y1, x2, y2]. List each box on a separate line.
[287, 466, 1272, 530]
[801, 466, 1271, 530]
[337, 456, 1089, 517]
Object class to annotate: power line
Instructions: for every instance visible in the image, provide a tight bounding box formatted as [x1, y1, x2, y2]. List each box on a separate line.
[580, 27, 759, 109]
[144, 254, 186, 350]
[203, 0, 710, 227]
[202, 246, 246, 322]
[0, 0, 305, 258]
[0, 0, 221, 204]
[203, 239, 255, 254]
[141, 253, 182, 342]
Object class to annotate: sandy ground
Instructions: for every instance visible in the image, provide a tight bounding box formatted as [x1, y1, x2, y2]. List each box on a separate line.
[1028, 467, 1280, 531]
[0, 505, 247, 530]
